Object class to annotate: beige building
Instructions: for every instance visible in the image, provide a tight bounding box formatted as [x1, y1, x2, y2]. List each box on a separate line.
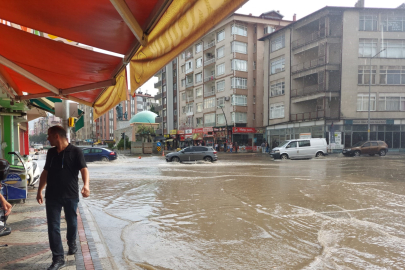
[75, 104, 96, 144]
[177, 11, 291, 146]
[261, 5, 405, 149]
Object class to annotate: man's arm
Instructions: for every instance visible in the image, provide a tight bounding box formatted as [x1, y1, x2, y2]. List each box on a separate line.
[36, 170, 48, 205]
[80, 168, 90, 198]
[0, 193, 12, 216]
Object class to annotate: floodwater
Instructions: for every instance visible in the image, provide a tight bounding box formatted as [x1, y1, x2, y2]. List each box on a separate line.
[81, 154, 405, 269]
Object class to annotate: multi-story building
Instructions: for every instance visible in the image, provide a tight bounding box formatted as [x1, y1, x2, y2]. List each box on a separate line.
[261, 4, 405, 150]
[75, 105, 96, 144]
[135, 92, 156, 113]
[154, 59, 179, 136]
[177, 11, 291, 147]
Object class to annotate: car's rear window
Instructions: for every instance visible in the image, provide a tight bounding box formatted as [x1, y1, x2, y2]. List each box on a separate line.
[194, 147, 208, 151]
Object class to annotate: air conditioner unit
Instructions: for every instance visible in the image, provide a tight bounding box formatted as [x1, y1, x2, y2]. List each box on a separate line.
[225, 97, 230, 101]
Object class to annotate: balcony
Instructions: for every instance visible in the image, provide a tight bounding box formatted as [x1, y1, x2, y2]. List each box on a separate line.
[155, 105, 163, 111]
[186, 96, 194, 102]
[204, 122, 215, 127]
[185, 68, 194, 74]
[204, 75, 215, 83]
[154, 92, 162, 100]
[204, 89, 215, 97]
[291, 57, 326, 74]
[291, 85, 340, 99]
[155, 116, 163, 123]
[185, 80, 194, 89]
[156, 128, 163, 135]
[292, 31, 324, 50]
[204, 41, 215, 51]
[204, 57, 215, 66]
[290, 110, 325, 121]
[185, 52, 193, 60]
[154, 81, 162, 88]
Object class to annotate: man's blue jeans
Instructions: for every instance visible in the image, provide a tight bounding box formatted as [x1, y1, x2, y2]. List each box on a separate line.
[46, 198, 79, 260]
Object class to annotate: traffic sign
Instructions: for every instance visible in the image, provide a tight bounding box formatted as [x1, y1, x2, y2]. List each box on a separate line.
[157, 146, 161, 151]
[157, 142, 161, 146]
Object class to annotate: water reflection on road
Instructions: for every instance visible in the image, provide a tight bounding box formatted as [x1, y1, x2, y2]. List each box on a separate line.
[83, 154, 405, 269]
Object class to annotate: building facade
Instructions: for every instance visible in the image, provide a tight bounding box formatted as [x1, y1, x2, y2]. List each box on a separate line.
[175, 11, 291, 147]
[261, 5, 405, 150]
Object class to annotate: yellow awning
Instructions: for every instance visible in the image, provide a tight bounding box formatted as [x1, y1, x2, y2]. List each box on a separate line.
[130, 0, 247, 93]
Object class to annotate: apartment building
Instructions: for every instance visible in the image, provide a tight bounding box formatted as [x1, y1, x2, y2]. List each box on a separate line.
[75, 105, 96, 144]
[261, 5, 405, 149]
[177, 11, 291, 147]
[154, 59, 179, 136]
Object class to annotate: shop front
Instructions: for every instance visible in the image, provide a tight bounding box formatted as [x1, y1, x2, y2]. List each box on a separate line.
[179, 129, 193, 148]
[232, 127, 265, 152]
[213, 127, 231, 151]
[169, 130, 178, 149]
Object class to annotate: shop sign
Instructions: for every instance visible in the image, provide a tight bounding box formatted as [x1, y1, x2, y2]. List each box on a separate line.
[346, 119, 394, 125]
[170, 130, 177, 135]
[215, 131, 227, 138]
[164, 134, 170, 138]
[193, 128, 203, 133]
[185, 134, 193, 139]
[299, 133, 311, 139]
[171, 135, 177, 139]
[255, 129, 265, 134]
[232, 127, 256, 133]
[192, 132, 204, 140]
[177, 130, 185, 135]
[185, 129, 193, 134]
[203, 127, 213, 132]
[180, 135, 185, 141]
[213, 127, 227, 132]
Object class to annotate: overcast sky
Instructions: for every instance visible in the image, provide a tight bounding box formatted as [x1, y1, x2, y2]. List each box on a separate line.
[141, 0, 404, 96]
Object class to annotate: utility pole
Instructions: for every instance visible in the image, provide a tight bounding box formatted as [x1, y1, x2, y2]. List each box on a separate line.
[61, 100, 71, 142]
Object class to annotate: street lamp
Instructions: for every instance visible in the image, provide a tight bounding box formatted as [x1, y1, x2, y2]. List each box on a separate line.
[217, 104, 228, 145]
[367, 48, 385, 140]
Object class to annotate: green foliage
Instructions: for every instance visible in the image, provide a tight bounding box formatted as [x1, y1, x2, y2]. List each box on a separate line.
[117, 136, 131, 150]
[136, 124, 155, 142]
[107, 142, 115, 149]
[149, 106, 158, 116]
[29, 133, 48, 144]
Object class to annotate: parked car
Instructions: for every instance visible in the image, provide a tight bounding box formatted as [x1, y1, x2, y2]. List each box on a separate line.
[166, 146, 218, 162]
[270, 138, 327, 160]
[82, 148, 117, 162]
[33, 144, 44, 151]
[342, 141, 388, 157]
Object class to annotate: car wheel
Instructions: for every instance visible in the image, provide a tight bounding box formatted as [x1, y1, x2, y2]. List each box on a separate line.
[315, 152, 324, 157]
[101, 157, 109, 162]
[281, 154, 288, 160]
[379, 150, 386, 156]
[203, 156, 213, 162]
[171, 156, 180, 162]
[354, 151, 361, 157]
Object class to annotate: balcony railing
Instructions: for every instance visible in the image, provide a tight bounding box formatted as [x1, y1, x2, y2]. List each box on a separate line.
[186, 96, 194, 102]
[291, 57, 326, 73]
[155, 105, 163, 111]
[290, 110, 325, 121]
[231, 84, 247, 89]
[196, 123, 204, 128]
[185, 52, 193, 60]
[185, 68, 194, 74]
[204, 89, 215, 97]
[204, 75, 215, 82]
[204, 41, 215, 50]
[204, 57, 215, 66]
[154, 92, 162, 100]
[204, 122, 215, 127]
[154, 81, 162, 88]
[291, 85, 340, 98]
[155, 116, 163, 123]
[292, 31, 325, 49]
[185, 80, 194, 88]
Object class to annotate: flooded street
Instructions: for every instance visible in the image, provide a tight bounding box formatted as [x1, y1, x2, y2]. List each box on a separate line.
[81, 154, 405, 269]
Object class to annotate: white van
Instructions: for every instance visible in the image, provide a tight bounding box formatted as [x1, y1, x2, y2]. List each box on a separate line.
[270, 138, 327, 159]
[33, 144, 44, 150]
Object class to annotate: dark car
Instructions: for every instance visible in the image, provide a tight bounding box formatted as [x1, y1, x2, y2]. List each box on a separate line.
[342, 141, 388, 157]
[166, 146, 218, 162]
[82, 148, 117, 162]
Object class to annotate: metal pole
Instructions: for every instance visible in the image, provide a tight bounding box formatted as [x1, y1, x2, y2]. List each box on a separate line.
[61, 100, 71, 142]
[219, 106, 228, 144]
[368, 57, 371, 141]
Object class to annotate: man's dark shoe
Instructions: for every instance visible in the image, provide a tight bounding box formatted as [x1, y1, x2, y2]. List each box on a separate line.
[68, 241, 78, 255]
[47, 258, 65, 270]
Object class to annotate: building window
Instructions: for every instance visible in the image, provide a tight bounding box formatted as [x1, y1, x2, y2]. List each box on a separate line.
[186, 89, 193, 100]
[217, 46, 225, 59]
[217, 114, 226, 125]
[271, 35, 285, 52]
[131, 96, 135, 115]
[357, 94, 376, 111]
[380, 40, 405, 58]
[380, 66, 405, 85]
[232, 112, 247, 123]
[231, 24, 247, 36]
[162, 85, 167, 92]
[186, 103, 193, 113]
[181, 92, 186, 101]
[254, 43, 256, 53]
[231, 95, 247, 106]
[270, 103, 284, 119]
[358, 66, 376, 85]
[381, 14, 405, 32]
[216, 63, 225, 76]
[185, 60, 193, 73]
[196, 42, 202, 53]
[181, 65, 185, 73]
[195, 72, 202, 83]
[231, 59, 247, 71]
[270, 80, 285, 96]
[217, 29, 225, 42]
[163, 98, 167, 105]
[264, 26, 275, 34]
[217, 97, 225, 107]
[196, 102, 203, 112]
[231, 41, 247, 54]
[182, 106, 186, 114]
[204, 113, 216, 126]
[231, 77, 247, 89]
[181, 52, 185, 59]
[181, 79, 185, 87]
[196, 57, 202, 68]
[270, 56, 285, 74]
[173, 83, 177, 91]
[216, 80, 225, 92]
[196, 117, 203, 127]
[196, 87, 203, 98]
[359, 14, 378, 31]
[253, 61, 256, 70]
[359, 39, 377, 57]
[253, 78, 256, 86]
[204, 97, 215, 109]
[378, 95, 404, 111]
[174, 96, 177, 103]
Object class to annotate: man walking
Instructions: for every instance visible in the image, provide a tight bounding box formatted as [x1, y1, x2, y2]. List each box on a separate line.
[261, 141, 266, 153]
[37, 126, 89, 270]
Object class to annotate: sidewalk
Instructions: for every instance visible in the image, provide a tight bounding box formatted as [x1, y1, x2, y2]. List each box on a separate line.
[0, 187, 103, 270]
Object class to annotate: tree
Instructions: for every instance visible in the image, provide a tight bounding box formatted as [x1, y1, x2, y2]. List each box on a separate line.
[136, 124, 155, 142]
[29, 133, 48, 144]
[149, 105, 158, 116]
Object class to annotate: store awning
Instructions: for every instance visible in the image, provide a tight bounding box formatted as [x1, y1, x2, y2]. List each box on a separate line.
[0, 0, 247, 119]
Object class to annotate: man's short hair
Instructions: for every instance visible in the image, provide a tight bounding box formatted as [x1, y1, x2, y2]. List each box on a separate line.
[48, 125, 67, 138]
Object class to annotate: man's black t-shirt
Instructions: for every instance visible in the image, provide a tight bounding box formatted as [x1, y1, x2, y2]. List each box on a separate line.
[44, 144, 87, 199]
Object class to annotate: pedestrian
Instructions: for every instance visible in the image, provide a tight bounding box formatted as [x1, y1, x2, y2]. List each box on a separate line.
[261, 141, 266, 153]
[224, 142, 227, 152]
[215, 143, 218, 151]
[266, 142, 270, 153]
[36, 126, 90, 270]
[229, 142, 233, 153]
[235, 142, 238, 153]
[0, 185, 12, 216]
